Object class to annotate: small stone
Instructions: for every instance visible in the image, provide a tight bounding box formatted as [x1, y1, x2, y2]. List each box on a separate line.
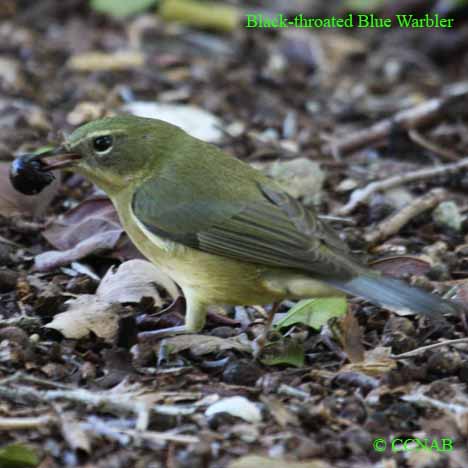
[426, 263, 450, 281]
[336, 178, 358, 193]
[433, 201, 463, 232]
[458, 361, 468, 384]
[0, 269, 18, 292]
[222, 359, 261, 386]
[210, 326, 238, 338]
[342, 427, 373, 455]
[383, 316, 415, 336]
[427, 350, 462, 377]
[29, 333, 40, 344]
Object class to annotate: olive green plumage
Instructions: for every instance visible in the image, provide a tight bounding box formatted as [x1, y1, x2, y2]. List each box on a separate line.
[59, 115, 459, 332]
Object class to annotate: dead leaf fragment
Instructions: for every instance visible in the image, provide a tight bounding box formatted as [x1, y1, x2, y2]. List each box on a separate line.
[0, 57, 24, 91]
[370, 255, 432, 278]
[254, 158, 325, 206]
[205, 396, 262, 423]
[97, 259, 179, 305]
[339, 310, 364, 363]
[35, 196, 140, 271]
[342, 346, 397, 377]
[68, 50, 145, 71]
[44, 295, 124, 341]
[122, 102, 224, 143]
[160, 334, 250, 356]
[260, 396, 300, 427]
[67, 101, 108, 126]
[59, 412, 91, 453]
[36, 231, 124, 272]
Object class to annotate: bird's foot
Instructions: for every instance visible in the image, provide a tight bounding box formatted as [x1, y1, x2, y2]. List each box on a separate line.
[252, 302, 281, 360]
[138, 325, 188, 344]
[252, 334, 268, 360]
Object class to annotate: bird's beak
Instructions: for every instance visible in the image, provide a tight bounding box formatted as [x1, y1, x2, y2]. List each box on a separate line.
[34, 146, 82, 171]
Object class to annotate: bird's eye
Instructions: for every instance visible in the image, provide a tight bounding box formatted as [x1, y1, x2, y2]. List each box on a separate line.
[93, 135, 113, 153]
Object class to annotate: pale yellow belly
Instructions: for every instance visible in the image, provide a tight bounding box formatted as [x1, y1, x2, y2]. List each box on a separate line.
[113, 195, 342, 307]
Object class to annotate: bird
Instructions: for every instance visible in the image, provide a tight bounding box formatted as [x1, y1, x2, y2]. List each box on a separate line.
[29, 115, 460, 335]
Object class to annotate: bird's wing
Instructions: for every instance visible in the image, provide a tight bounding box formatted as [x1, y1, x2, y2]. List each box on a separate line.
[131, 177, 360, 279]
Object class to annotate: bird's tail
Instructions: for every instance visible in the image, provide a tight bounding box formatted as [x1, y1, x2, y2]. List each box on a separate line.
[328, 274, 460, 320]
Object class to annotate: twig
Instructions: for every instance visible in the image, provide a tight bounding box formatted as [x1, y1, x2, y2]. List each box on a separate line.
[80, 419, 199, 446]
[0, 315, 42, 330]
[0, 384, 196, 431]
[403, 393, 468, 415]
[336, 157, 468, 216]
[408, 128, 461, 162]
[318, 215, 356, 225]
[0, 415, 54, 430]
[277, 384, 310, 400]
[322, 84, 468, 156]
[364, 188, 447, 244]
[122, 428, 199, 445]
[8, 371, 76, 389]
[391, 337, 468, 359]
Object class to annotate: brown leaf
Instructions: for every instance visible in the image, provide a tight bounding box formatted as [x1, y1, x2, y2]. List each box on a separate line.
[35, 196, 141, 271]
[158, 334, 250, 356]
[260, 395, 300, 427]
[44, 295, 124, 342]
[42, 196, 120, 251]
[97, 259, 179, 305]
[43, 260, 179, 342]
[341, 346, 397, 377]
[58, 412, 91, 454]
[339, 310, 364, 363]
[35, 230, 124, 272]
[370, 255, 432, 278]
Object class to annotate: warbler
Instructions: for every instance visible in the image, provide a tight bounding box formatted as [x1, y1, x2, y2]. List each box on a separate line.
[23, 115, 460, 333]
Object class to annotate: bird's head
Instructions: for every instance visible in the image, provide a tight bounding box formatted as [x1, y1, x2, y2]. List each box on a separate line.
[45, 115, 183, 194]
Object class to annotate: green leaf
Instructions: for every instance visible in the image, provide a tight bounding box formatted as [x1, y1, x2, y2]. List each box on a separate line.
[90, 0, 158, 18]
[274, 297, 347, 330]
[261, 341, 305, 368]
[0, 444, 40, 468]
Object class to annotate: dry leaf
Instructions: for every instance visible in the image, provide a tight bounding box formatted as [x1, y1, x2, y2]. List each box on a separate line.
[35, 231, 124, 272]
[341, 346, 396, 377]
[205, 396, 262, 423]
[41, 196, 121, 251]
[97, 259, 179, 305]
[44, 260, 178, 342]
[159, 334, 250, 356]
[59, 412, 91, 453]
[370, 256, 432, 278]
[35, 196, 140, 271]
[260, 396, 300, 427]
[339, 310, 364, 363]
[44, 295, 124, 341]
[122, 102, 224, 143]
[253, 158, 325, 206]
[68, 50, 145, 71]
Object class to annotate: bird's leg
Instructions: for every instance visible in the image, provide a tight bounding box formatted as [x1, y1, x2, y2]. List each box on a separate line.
[138, 325, 187, 343]
[252, 302, 281, 359]
[137, 293, 207, 343]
